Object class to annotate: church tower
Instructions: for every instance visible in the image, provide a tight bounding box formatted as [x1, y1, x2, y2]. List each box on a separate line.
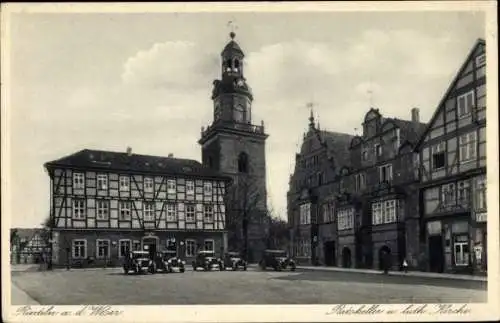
[199, 32, 268, 262]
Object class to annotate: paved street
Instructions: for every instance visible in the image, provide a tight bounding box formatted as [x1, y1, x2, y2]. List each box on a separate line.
[11, 266, 486, 305]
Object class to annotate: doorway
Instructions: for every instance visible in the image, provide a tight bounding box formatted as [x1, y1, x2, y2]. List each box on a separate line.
[341, 247, 352, 268]
[142, 237, 159, 259]
[378, 245, 391, 270]
[323, 241, 336, 266]
[428, 235, 444, 273]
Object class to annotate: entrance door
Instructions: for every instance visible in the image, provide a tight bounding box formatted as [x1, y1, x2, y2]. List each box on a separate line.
[143, 237, 158, 259]
[428, 235, 444, 273]
[378, 246, 391, 270]
[342, 247, 351, 268]
[323, 241, 336, 266]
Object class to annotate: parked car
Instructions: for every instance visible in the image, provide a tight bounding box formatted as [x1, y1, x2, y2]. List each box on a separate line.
[192, 250, 223, 271]
[154, 250, 186, 273]
[259, 249, 296, 271]
[222, 251, 247, 271]
[123, 251, 155, 274]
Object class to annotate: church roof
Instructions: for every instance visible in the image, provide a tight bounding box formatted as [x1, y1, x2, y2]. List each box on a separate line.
[44, 149, 231, 180]
[222, 40, 244, 56]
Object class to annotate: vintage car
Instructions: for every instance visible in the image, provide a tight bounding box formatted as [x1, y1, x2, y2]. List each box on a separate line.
[259, 249, 296, 271]
[222, 251, 247, 271]
[192, 250, 223, 271]
[154, 250, 186, 273]
[123, 251, 155, 274]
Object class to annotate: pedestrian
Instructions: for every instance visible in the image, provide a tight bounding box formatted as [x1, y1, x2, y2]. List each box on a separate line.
[383, 251, 390, 275]
[402, 258, 408, 273]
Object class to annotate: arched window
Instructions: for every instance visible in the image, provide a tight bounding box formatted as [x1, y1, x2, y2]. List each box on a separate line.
[226, 59, 232, 70]
[238, 152, 248, 173]
[234, 59, 240, 69]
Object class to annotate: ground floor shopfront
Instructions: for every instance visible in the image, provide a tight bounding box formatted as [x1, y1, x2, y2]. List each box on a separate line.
[50, 229, 227, 268]
[424, 212, 486, 274]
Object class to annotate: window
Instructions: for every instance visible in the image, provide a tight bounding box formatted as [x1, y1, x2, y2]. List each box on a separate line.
[186, 181, 195, 195]
[457, 90, 474, 118]
[72, 239, 86, 259]
[394, 128, 401, 151]
[372, 202, 383, 225]
[133, 240, 141, 251]
[144, 202, 154, 221]
[442, 183, 456, 207]
[167, 179, 176, 194]
[375, 144, 382, 157]
[73, 199, 86, 220]
[384, 200, 397, 223]
[166, 204, 177, 222]
[73, 173, 85, 189]
[119, 176, 129, 191]
[97, 174, 108, 190]
[238, 152, 248, 173]
[379, 164, 393, 183]
[322, 203, 335, 223]
[299, 203, 311, 225]
[96, 239, 110, 259]
[475, 176, 487, 210]
[476, 53, 486, 67]
[185, 239, 196, 257]
[362, 149, 368, 161]
[119, 239, 131, 257]
[355, 173, 366, 192]
[337, 208, 354, 230]
[186, 204, 196, 222]
[96, 200, 109, 220]
[144, 177, 154, 192]
[459, 132, 477, 162]
[372, 200, 398, 225]
[204, 182, 213, 195]
[454, 235, 469, 266]
[119, 201, 131, 221]
[457, 180, 470, 204]
[432, 142, 446, 169]
[203, 205, 214, 222]
[204, 240, 214, 252]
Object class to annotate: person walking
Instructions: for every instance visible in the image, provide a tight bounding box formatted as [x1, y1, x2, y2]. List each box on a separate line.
[383, 251, 390, 275]
[402, 258, 408, 273]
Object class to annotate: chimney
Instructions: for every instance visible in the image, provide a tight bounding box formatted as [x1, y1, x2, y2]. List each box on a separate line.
[126, 147, 132, 156]
[168, 153, 174, 158]
[411, 108, 420, 123]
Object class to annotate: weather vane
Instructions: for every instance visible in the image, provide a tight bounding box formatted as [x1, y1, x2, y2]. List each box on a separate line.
[227, 20, 238, 38]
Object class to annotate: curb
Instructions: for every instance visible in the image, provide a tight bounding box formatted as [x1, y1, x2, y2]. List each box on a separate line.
[294, 266, 487, 282]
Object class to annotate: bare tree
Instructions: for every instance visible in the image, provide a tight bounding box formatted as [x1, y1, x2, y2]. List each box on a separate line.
[225, 173, 266, 261]
[263, 211, 289, 251]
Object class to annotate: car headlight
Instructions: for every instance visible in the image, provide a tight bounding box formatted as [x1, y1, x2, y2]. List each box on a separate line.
[167, 259, 172, 263]
[181, 260, 186, 265]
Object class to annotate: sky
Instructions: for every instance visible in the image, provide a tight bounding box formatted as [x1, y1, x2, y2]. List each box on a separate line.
[5, 9, 485, 228]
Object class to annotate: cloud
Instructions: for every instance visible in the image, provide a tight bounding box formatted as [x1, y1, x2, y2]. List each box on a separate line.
[121, 41, 219, 90]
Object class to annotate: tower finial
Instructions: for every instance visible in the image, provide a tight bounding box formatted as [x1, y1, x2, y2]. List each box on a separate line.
[306, 102, 315, 129]
[227, 20, 237, 39]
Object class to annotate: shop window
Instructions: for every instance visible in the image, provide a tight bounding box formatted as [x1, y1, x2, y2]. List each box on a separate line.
[454, 235, 469, 266]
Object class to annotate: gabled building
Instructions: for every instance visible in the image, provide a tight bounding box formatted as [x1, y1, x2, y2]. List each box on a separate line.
[44, 149, 231, 267]
[415, 38, 487, 274]
[343, 108, 426, 269]
[287, 111, 353, 266]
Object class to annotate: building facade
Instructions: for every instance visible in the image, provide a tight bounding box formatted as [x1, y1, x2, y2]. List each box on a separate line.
[199, 32, 269, 262]
[287, 111, 353, 266]
[10, 229, 48, 264]
[44, 149, 230, 267]
[342, 108, 426, 270]
[416, 39, 487, 274]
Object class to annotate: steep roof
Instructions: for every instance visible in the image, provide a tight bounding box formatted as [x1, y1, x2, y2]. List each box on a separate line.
[44, 149, 231, 180]
[384, 117, 427, 144]
[318, 130, 355, 169]
[415, 38, 486, 150]
[222, 40, 244, 56]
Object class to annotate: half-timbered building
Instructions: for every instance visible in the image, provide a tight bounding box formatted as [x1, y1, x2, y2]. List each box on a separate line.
[415, 38, 487, 274]
[287, 111, 353, 266]
[44, 148, 231, 267]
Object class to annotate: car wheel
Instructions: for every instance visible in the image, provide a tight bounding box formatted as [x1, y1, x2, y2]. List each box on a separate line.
[291, 264, 296, 271]
[180, 266, 185, 273]
[168, 266, 173, 273]
[259, 261, 265, 270]
[123, 266, 128, 275]
[243, 265, 247, 271]
[204, 265, 209, 271]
